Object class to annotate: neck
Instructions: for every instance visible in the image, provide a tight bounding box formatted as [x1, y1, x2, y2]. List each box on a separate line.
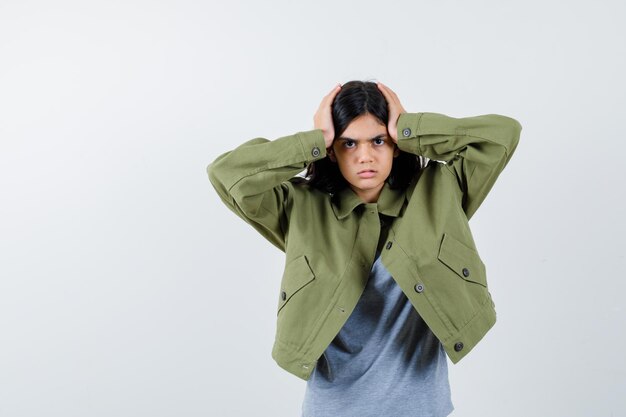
[353, 185, 383, 203]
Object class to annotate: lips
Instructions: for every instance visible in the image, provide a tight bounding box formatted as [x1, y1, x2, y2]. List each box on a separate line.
[357, 169, 377, 178]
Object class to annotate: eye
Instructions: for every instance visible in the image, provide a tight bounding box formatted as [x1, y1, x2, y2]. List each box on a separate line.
[343, 139, 356, 148]
[373, 137, 386, 146]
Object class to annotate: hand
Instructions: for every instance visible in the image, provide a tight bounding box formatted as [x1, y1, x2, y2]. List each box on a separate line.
[314, 83, 342, 148]
[376, 82, 406, 143]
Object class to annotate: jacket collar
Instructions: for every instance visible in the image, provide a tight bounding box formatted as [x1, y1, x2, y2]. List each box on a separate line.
[331, 182, 407, 220]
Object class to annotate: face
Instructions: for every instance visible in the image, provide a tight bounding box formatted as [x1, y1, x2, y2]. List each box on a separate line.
[329, 113, 399, 203]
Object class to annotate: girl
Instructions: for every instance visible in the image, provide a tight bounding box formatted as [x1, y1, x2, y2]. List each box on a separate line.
[207, 81, 522, 416]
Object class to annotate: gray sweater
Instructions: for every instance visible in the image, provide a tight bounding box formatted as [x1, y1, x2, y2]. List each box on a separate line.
[301, 249, 454, 417]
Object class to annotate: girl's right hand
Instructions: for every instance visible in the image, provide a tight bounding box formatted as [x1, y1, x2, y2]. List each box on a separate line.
[313, 83, 342, 149]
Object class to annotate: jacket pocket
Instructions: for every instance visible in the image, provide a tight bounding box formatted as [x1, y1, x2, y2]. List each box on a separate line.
[437, 232, 487, 287]
[277, 255, 316, 314]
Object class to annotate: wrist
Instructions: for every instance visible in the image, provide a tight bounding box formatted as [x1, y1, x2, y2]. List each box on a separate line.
[323, 131, 334, 148]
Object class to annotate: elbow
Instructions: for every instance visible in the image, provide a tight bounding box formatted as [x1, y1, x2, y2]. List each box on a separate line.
[206, 162, 217, 184]
[206, 162, 218, 189]
[507, 116, 523, 140]
[492, 114, 522, 156]
[507, 117, 522, 156]
[207, 160, 230, 198]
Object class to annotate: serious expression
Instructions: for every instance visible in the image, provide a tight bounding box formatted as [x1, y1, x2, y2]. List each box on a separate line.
[329, 113, 399, 203]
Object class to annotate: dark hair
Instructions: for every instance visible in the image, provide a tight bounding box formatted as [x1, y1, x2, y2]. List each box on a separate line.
[305, 80, 424, 195]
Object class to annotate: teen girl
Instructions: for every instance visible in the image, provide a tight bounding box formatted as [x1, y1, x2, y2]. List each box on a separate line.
[207, 80, 522, 416]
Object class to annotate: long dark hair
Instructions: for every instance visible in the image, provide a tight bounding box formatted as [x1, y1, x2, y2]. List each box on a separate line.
[305, 80, 424, 195]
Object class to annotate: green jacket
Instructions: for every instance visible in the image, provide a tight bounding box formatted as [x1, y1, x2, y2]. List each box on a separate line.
[207, 112, 522, 380]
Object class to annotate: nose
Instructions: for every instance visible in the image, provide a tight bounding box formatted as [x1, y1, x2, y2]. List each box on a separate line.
[356, 144, 374, 163]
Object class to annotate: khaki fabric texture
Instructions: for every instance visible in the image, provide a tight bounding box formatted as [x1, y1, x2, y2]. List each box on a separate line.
[207, 112, 522, 380]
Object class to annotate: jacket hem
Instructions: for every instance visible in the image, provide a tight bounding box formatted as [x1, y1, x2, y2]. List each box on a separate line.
[443, 295, 497, 363]
[271, 336, 317, 381]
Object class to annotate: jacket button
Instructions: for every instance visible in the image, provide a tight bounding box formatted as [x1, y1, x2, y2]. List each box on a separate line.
[386, 241, 393, 250]
[311, 147, 321, 157]
[462, 268, 470, 277]
[402, 127, 411, 137]
[414, 283, 424, 293]
[454, 342, 464, 352]
[281, 290, 286, 301]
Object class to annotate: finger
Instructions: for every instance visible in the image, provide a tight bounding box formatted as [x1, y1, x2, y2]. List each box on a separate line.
[379, 85, 405, 116]
[318, 84, 341, 110]
[324, 83, 342, 103]
[376, 81, 389, 97]
[377, 82, 398, 105]
[378, 81, 395, 95]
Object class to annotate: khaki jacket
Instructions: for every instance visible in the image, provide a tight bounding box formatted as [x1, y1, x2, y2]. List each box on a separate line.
[207, 112, 522, 380]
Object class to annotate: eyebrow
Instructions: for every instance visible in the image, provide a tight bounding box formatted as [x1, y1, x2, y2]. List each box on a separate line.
[337, 134, 387, 142]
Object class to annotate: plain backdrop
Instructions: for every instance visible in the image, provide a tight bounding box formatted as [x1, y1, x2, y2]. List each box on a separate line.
[1, 0, 625, 416]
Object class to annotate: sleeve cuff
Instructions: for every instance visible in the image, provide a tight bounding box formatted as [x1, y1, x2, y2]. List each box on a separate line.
[396, 113, 424, 155]
[296, 129, 327, 162]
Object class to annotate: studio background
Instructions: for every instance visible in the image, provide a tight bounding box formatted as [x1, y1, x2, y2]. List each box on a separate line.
[1, 0, 624, 416]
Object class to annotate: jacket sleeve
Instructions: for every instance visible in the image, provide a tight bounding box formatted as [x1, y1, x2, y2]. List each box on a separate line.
[396, 112, 522, 220]
[206, 128, 327, 251]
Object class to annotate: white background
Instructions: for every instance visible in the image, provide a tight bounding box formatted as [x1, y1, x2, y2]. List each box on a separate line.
[1, 0, 625, 416]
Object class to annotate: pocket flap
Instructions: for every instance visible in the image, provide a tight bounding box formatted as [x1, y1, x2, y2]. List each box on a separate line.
[277, 255, 315, 313]
[437, 233, 487, 286]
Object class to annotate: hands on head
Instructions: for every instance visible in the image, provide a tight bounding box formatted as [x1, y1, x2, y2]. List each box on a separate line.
[313, 83, 342, 148]
[376, 81, 407, 143]
[313, 81, 406, 149]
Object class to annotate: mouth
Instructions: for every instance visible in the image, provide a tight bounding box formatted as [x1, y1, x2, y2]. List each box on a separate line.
[357, 169, 377, 178]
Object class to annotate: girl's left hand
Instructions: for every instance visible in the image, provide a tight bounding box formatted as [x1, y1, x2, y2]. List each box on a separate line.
[376, 82, 406, 143]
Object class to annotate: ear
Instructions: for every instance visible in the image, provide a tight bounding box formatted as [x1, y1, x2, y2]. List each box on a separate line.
[393, 146, 400, 158]
[328, 147, 337, 162]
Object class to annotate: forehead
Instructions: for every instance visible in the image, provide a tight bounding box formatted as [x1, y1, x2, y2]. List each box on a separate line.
[341, 114, 387, 138]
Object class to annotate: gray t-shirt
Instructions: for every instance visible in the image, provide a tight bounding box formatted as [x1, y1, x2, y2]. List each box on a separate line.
[301, 252, 454, 417]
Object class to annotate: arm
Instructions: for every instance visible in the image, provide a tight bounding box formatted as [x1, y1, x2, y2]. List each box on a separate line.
[207, 84, 340, 251]
[206, 129, 327, 251]
[396, 112, 522, 220]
